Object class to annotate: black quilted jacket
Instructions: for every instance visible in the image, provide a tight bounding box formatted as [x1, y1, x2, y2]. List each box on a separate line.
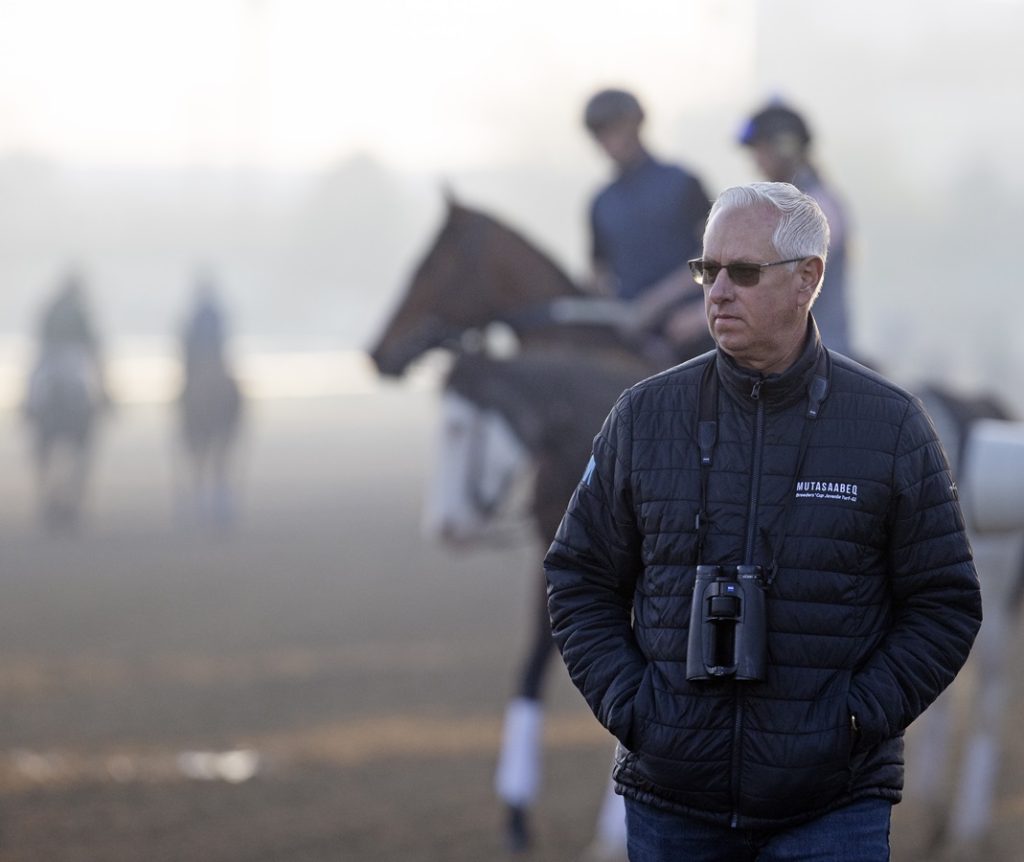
[545, 326, 982, 829]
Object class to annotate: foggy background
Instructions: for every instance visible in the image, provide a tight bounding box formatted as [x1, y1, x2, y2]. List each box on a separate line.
[1, 0, 1022, 409]
[2, 3, 1024, 860]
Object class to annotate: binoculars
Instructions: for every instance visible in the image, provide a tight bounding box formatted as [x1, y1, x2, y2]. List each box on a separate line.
[686, 564, 767, 682]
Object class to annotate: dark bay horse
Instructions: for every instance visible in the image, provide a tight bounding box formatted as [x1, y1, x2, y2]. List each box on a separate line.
[176, 358, 243, 529]
[370, 197, 671, 854]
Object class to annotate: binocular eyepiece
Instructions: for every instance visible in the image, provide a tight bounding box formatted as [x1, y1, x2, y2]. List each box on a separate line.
[686, 564, 768, 682]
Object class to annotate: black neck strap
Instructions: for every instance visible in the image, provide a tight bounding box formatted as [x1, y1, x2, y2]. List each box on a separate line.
[695, 350, 831, 577]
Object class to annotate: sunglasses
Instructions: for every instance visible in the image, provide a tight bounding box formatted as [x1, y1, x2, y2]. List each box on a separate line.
[687, 257, 806, 287]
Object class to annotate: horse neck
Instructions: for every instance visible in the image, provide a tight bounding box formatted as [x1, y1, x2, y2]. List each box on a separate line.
[489, 223, 581, 309]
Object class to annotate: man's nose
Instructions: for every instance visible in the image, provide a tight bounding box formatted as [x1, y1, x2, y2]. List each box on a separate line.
[707, 270, 734, 301]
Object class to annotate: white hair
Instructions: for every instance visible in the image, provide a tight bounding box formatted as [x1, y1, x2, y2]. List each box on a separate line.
[706, 182, 830, 294]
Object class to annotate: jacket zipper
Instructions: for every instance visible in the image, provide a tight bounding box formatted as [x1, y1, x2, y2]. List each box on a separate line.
[744, 391, 766, 563]
[731, 387, 766, 828]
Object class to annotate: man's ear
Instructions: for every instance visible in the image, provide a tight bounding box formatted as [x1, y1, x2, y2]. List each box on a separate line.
[796, 256, 825, 306]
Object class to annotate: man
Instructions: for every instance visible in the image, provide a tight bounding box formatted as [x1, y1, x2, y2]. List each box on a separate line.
[584, 88, 713, 361]
[545, 182, 981, 861]
[739, 101, 853, 357]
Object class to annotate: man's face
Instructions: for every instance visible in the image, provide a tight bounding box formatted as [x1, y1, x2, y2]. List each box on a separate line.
[702, 204, 811, 373]
[748, 140, 789, 182]
[592, 116, 643, 169]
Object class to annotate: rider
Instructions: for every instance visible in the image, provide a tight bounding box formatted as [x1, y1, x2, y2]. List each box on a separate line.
[26, 270, 110, 416]
[181, 272, 228, 379]
[583, 88, 714, 363]
[738, 100, 854, 356]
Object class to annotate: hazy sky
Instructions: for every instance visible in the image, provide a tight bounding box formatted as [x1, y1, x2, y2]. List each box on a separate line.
[2, 0, 1022, 409]
[0, 0, 758, 172]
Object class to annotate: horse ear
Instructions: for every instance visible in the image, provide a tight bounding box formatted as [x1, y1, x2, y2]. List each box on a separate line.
[441, 181, 459, 209]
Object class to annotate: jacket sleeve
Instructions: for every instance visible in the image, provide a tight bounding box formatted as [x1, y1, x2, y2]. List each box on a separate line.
[544, 391, 646, 746]
[848, 398, 983, 742]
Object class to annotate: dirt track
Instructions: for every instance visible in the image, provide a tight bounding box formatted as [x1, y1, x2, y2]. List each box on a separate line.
[0, 390, 1021, 861]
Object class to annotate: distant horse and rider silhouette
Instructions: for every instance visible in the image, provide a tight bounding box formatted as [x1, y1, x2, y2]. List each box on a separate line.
[21, 271, 244, 534]
[22, 273, 109, 532]
[175, 275, 244, 530]
[370, 195, 1024, 861]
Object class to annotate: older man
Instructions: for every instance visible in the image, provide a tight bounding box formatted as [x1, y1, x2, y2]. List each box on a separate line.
[545, 182, 981, 861]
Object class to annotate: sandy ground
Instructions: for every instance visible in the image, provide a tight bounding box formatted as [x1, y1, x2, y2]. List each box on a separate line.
[0, 383, 1022, 861]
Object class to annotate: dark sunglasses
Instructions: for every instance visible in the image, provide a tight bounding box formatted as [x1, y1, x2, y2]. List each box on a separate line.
[687, 257, 806, 287]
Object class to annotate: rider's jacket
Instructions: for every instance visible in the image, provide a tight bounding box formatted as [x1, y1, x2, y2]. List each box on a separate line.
[545, 322, 982, 829]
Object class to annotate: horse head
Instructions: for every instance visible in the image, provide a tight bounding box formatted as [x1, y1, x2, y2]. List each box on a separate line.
[368, 197, 581, 377]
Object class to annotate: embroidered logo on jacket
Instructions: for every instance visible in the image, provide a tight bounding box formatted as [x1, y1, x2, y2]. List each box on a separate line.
[795, 479, 859, 503]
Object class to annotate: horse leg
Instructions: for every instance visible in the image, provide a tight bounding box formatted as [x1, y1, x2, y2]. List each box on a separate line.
[582, 768, 628, 862]
[495, 566, 557, 852]
[209, 435, 236, 529]
[943, 534, 1021, 857]
[906, 680, 956, 852]
[192, 444, 214, 527]
[62, 431, 94, 530]
[33, 433, 57, 529]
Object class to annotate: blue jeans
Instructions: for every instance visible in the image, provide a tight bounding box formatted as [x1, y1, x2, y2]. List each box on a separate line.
[624, 796, 892, 862]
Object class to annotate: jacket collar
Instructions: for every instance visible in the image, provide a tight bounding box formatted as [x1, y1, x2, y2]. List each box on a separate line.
[715, 316, 824, 412]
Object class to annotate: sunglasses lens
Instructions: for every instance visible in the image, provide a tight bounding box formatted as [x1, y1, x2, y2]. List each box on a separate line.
[727, 265, 762, 287]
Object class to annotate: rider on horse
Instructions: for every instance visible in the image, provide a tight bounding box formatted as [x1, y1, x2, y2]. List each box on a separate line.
[182, 273, 229, 379]
[583, 88, 715, 365]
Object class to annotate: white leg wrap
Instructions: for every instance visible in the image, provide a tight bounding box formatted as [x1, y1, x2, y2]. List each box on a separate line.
[494, 698, 543, 806]
[594, 771, 627, 846]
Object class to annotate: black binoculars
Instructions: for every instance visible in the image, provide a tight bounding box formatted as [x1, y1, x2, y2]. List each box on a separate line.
[686, 564, 767, 682]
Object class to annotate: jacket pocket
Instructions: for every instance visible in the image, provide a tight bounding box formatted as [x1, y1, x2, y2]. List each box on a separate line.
[623, 664, 655, 751]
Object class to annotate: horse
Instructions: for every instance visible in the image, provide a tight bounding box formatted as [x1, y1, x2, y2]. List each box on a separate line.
[437, 350, 651, 857]
[370, 194, 669, 379]
[176, 357, 244, 530]
[22, 343, 105, 532]
[370, 196, 666, 856]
